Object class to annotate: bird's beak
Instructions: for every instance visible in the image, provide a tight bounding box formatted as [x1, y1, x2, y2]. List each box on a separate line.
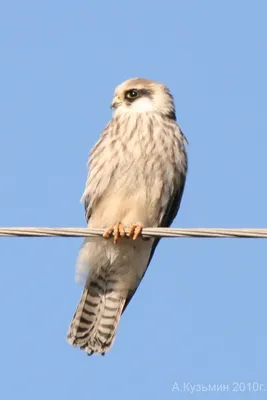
[110, 96, 121, 109]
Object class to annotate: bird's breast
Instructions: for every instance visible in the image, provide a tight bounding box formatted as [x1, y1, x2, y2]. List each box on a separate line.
[87, 114, 184, 228]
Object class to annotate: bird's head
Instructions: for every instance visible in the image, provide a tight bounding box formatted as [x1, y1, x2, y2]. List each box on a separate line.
[111, 78, 176, 120]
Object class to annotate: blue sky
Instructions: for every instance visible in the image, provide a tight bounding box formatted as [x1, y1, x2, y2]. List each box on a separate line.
[0, 1, 267, 399]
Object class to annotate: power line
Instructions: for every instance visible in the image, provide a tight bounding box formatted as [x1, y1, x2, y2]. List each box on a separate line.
[0, 227, 267, 238]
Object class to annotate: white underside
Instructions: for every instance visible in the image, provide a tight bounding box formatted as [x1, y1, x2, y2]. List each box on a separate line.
[76, 112, 184, 293]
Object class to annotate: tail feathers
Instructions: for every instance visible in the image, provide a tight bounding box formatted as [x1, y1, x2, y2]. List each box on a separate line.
[67, 275, 125, 355]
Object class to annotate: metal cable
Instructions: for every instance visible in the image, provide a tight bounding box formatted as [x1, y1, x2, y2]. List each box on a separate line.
[0, 227, 267, 238]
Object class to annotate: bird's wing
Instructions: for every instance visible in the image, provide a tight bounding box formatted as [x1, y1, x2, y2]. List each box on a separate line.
[122, 170, 187, 313]
[84, 197, 92, 223]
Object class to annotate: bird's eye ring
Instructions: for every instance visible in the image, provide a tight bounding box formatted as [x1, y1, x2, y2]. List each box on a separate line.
[125, 89, 139, 99]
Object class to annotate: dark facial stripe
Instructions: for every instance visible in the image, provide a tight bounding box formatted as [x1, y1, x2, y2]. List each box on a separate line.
[138, 88, 153, 98]
[125, 88, 153, 103]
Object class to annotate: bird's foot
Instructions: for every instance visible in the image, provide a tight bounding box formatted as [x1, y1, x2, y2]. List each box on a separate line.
[103, 223, 126, 244]
[129, 223, 143, 240]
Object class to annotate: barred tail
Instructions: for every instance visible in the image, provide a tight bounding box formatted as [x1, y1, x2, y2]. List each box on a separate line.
[67, 274, 126, 355]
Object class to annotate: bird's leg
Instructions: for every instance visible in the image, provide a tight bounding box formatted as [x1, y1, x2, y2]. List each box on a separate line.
[129, 223, 143, 240]
[103, 223, 126, 244]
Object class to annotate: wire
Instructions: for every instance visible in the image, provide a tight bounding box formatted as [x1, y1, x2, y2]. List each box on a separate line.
[0, 227, 267, 238]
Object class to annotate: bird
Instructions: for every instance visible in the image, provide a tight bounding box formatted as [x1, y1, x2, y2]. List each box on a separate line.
[67, 78, 188, 356]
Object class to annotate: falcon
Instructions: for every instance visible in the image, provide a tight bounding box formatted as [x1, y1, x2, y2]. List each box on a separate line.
[67, 78, 188, 355]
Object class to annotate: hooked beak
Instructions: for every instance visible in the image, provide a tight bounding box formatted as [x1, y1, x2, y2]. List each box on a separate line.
[110, 95, 121, 109]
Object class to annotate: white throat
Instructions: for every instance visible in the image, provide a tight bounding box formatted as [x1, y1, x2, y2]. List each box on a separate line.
[114, 97, 154, 117]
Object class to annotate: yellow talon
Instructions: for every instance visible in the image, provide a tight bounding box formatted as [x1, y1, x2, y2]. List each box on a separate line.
[129, 224, 143, 240]
[103, 223, 126, 244]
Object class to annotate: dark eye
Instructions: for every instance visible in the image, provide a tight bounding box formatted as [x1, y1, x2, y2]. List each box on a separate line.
[125, 89, 139, 99]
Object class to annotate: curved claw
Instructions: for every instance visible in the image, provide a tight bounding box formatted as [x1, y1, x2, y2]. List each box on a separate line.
[129, 224, 143, 240]
[103, 223, 126, 244]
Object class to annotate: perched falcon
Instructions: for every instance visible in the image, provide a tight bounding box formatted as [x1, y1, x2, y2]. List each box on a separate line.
[67, 78, 188, 355]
